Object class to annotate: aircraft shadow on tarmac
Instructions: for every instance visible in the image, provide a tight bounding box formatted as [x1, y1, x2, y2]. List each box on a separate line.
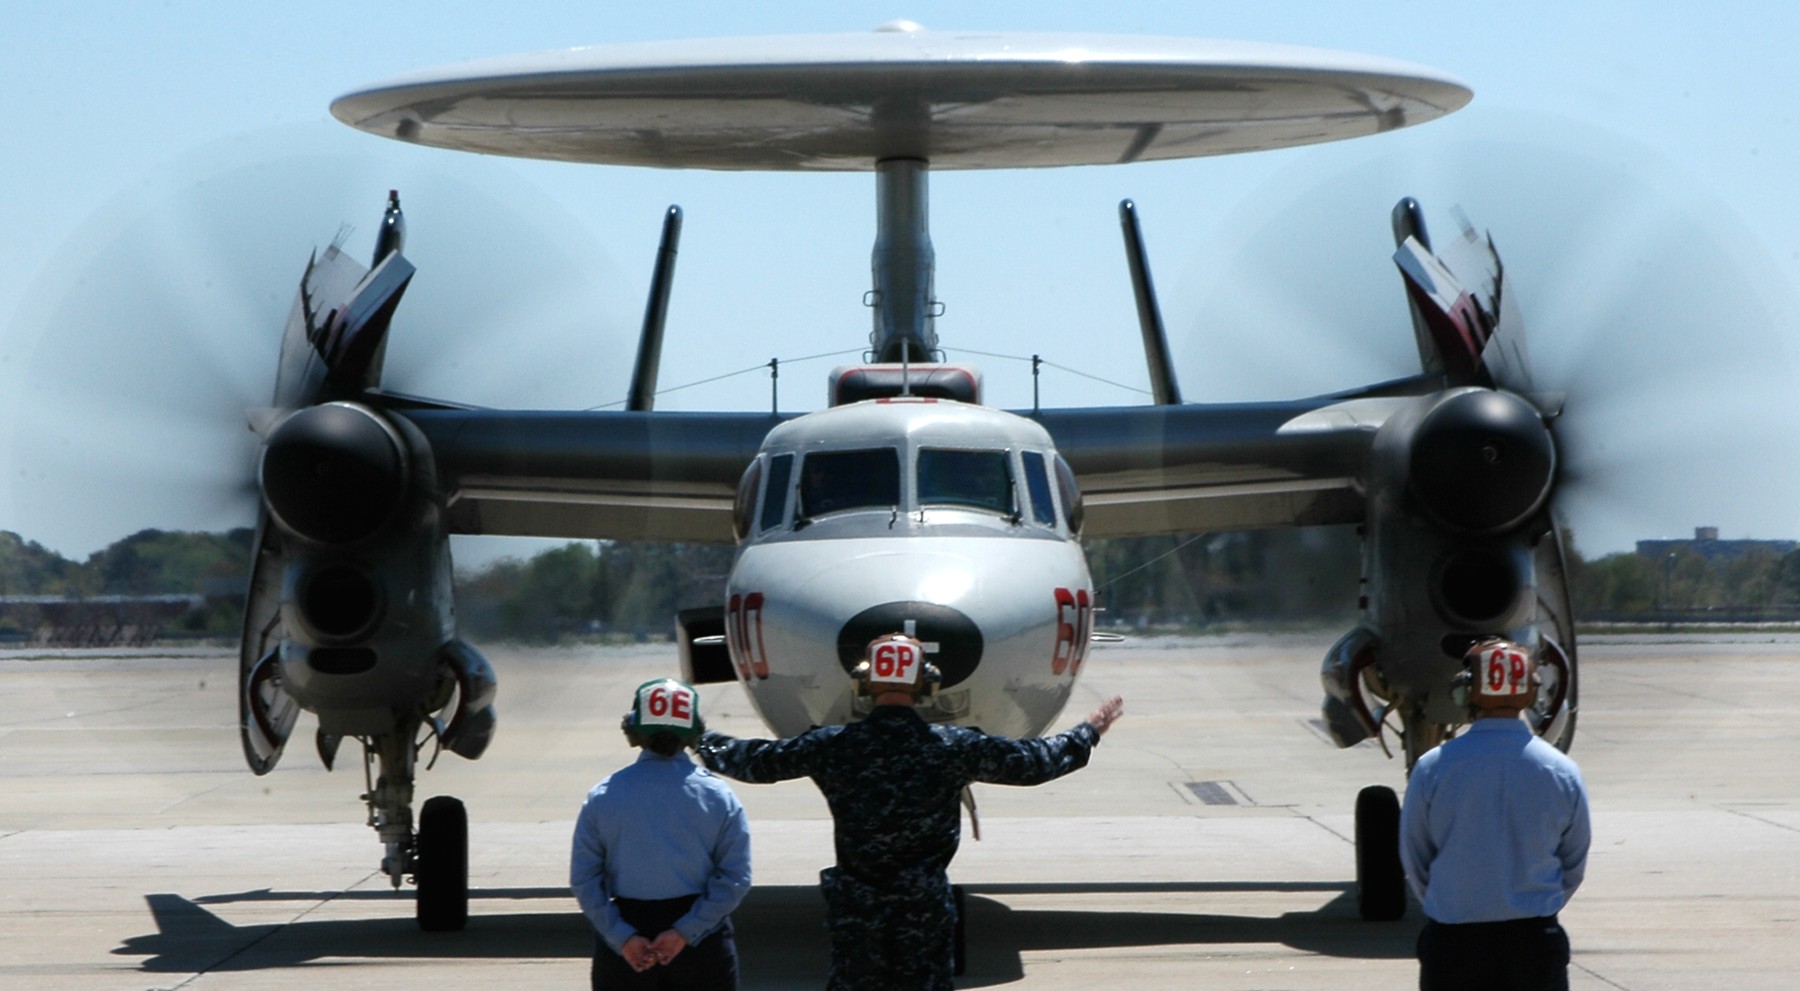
[117, 881, 1417, 985]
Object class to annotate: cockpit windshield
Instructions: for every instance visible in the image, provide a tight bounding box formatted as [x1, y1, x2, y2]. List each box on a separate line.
[799, 449, 901, 518]
[918, 448, 1012, 514]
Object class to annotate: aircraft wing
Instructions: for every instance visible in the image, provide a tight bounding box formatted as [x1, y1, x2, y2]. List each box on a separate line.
[398, 408, 790, 543]
[1032, 396, 1405, 538]
[400, 395, 1403, 545]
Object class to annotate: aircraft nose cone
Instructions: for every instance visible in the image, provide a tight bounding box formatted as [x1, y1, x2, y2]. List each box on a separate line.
[837, 601, 983, 688]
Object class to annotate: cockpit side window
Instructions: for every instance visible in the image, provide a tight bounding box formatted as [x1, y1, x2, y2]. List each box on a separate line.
[918, 448, 1012, 515]
[1054, 454, 1084, 534]
[732, 458, 763, 541]
[1020, 451, 1056, 526]
[759, 453, 794, 533]
[800, 448, 900, 518]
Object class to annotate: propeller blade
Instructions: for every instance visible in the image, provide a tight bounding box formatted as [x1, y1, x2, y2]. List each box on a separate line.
[4, 123, 632, 554]
[1175, 108, 1800, 556]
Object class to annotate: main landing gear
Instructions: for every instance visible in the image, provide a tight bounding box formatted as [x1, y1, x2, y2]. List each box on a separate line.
[1354, 785, 1405, 921]
[359, 729, 470, 931]
[416, 795, 469, 931]
[1352, 712, 1449, 921]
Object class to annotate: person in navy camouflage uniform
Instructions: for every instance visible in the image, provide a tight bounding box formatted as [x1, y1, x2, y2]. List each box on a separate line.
[697, 632, 1124, 990]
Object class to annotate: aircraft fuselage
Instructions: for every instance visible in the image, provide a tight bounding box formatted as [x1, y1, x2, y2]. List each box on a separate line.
[723, 397, 1095, 738]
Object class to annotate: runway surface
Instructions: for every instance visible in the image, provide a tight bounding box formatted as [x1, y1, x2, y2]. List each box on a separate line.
[2, 633, 1796, 989]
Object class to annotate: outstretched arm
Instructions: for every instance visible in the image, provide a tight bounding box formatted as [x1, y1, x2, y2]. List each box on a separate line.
[964, 696, 1123, 786]
[696, 727, 831, 784]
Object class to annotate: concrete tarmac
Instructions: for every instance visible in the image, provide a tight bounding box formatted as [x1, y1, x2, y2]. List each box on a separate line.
[2, 634, 1796, 989]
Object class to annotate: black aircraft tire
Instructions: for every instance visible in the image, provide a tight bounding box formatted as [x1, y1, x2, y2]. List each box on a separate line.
[417, 795, 469, 932]
[952, 884, 967, 976]
[1355, 784, 1406, 921]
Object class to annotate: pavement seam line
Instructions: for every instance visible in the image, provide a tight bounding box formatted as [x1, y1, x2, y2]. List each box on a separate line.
[164, 871, 382, 986]
[1722, 805, 1800, 835]
[1572, 960, 1631, 989]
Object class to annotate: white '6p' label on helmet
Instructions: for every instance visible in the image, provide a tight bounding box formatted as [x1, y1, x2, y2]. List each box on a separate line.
[1479, 646, 1530, 697]
[871, 639, 920, 685]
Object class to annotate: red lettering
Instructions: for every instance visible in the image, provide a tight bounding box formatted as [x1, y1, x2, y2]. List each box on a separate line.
[874, 642, 916, 680]
[726, 594, 752, 680]
[1071, 588, 1093, 675]
[726, 593, 771, 680]
[1053, 587, 1095, 676]
[745, 592, 769, 679]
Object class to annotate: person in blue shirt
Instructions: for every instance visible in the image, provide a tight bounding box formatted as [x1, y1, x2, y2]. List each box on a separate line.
[697, 632, 1124, 991]
[571, 679, 751, 990]
[1401, 638, 1591, 991]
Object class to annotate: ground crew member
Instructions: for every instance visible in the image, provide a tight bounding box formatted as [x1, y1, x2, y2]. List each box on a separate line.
[572, 678, 752, 990]
[1401, 638, 1591, 991]
[697, 632, 1124, 991]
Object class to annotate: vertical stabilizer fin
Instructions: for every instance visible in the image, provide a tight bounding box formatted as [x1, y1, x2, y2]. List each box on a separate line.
[1392, 202, 1534, 392]
[320, 252, 416, 395]
[1391, 197, 1443, 378]
[1118, 199, 1182, 405]
[372, 190, 406, 266]
[1393, 234, 1488, 384]
[628, 205, 683, 412]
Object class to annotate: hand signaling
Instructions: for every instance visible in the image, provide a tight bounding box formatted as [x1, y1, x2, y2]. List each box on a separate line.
[1086, 695, 1124, 736]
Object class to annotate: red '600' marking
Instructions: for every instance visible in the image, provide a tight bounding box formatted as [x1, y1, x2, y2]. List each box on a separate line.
[727, 592, 771, 680]
[1052, 587, 1093, 676]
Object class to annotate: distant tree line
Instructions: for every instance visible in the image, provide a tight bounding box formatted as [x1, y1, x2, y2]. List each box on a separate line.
[1567, 540, 1800, 621]
[454, 527, 1365, 643]
[0, 529, 252, 639]
[10, 526, 1800, 644]
[456, 542, 735, 642]
[1083, 527, 1362, 628]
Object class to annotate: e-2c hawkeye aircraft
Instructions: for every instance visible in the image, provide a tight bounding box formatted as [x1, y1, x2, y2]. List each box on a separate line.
[239, 27, 1576, 931]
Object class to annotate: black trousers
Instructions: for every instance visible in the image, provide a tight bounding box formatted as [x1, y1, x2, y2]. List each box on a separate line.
[1417, 916, 1570, 991]
[819, 866, 956, 991]
[591, 895, 738, 991]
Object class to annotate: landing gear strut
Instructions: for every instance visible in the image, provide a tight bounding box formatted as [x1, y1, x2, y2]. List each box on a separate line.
[1353, 709, 1450, 921]
[360, 728, 470, 931]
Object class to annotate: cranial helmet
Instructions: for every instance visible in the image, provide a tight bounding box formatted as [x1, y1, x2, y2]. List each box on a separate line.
[625, 678, 704, 740]
[851, 632, 941, 697]
[1452, 638, 1539, 710]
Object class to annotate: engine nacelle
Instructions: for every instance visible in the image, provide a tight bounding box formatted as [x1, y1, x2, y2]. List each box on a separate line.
[1322, 386, 1575, 752]
[262, 402, 411, 546]
[1405, 387, 1555, 535]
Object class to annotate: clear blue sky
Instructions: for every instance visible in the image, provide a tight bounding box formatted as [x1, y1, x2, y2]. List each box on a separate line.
[5, 1, 1800, 564]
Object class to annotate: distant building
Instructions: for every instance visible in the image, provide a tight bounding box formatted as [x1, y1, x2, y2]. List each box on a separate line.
[1636, 527, 1797, 563]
